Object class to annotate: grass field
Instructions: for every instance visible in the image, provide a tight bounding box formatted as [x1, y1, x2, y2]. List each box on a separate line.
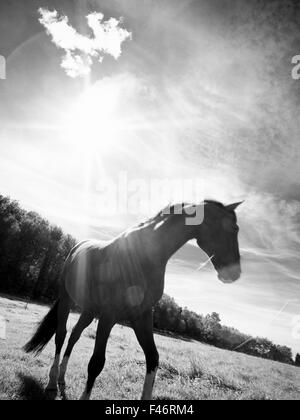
[0, 295, 299, 400]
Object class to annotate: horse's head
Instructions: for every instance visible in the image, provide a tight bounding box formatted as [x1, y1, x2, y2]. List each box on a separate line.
[195, 200, 243, 284]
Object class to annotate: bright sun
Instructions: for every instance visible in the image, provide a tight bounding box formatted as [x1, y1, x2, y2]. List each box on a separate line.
[66, 78, 127, 156]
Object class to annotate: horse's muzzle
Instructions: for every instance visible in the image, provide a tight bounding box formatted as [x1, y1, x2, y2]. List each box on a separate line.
[217, 264, 241, 284]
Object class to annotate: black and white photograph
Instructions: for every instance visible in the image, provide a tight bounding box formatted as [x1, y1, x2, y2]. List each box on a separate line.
[0, 0, 300, 403]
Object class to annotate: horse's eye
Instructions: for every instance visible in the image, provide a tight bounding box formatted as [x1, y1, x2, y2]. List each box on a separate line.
[222, 219, 232, 231]
[222, 219, 239, 233]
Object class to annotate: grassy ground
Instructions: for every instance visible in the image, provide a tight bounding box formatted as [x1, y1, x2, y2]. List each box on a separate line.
[0, 295, 299, 400]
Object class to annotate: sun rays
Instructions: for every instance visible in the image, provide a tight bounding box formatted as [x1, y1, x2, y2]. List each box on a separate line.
[66, 77, 123, 155]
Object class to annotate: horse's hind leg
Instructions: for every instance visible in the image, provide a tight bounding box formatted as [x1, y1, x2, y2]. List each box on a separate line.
[80, 315, 115, 400]
[46, 293, 71, 391]
[58, 311, 94, 387]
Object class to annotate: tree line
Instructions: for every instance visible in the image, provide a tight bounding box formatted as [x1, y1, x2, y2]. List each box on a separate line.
[0, 195, 76, 302]
[154, 294, 297, 366]
[0, 194, 299, 366]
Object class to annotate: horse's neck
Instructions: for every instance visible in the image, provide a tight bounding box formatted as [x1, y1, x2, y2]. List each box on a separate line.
[154, 215, 195, 264]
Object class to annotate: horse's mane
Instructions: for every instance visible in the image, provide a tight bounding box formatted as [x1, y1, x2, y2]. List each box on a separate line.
[136, 200, 229, 230]
[135, 203, 189, 229]
[204, 199, 225, 208]
[154, 202, 192, 220]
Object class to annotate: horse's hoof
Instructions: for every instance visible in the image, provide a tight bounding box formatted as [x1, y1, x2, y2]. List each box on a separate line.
[80, 392, 91, 401]
[58, 381, 66, 390]
[45, 384, 58, 393]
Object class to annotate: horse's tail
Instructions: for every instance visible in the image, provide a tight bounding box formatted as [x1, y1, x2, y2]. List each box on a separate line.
[23, 300, 60, 355]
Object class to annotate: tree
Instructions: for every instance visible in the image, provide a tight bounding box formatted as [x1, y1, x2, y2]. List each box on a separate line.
[32, 226, 63, 300]
[295, 354, 300, 367]
[0, 195, 23, 290]
[203, 312, 222, 344]
[0, 195, 76, 301]
[154, 294, 182, 332]
[269, 345, 294, 365]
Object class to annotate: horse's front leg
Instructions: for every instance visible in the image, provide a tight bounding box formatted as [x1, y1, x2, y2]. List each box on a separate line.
[132, 310, 159, 400]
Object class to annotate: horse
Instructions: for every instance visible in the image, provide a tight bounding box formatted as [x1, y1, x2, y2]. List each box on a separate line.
[24, 200, 242, 400]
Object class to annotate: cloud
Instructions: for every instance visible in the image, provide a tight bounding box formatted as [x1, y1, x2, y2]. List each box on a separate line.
[38, 8, 132, 78]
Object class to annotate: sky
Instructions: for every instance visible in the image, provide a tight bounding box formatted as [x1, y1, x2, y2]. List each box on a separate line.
[0, 0, 300, 353]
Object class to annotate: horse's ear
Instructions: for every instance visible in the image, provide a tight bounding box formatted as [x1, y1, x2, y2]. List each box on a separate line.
[226, 201, 244, 212]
